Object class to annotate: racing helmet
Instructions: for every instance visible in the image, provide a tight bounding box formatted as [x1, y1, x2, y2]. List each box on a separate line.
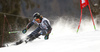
[33, 12, 40, 19]
[33, 12, 43, 20]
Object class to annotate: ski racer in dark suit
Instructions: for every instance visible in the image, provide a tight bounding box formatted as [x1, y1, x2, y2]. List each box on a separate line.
[16, 12, 52, 45]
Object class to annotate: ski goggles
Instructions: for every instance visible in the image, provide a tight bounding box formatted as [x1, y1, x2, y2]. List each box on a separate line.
[35, 18, 40, 23]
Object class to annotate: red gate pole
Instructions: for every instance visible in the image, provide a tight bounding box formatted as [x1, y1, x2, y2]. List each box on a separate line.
[77, 9, 82, 32]
[4, 15, 12, 31]
[88, 4, 96, 30]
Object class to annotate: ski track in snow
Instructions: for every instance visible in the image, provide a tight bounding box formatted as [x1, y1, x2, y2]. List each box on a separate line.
[0, 18, 100, 52]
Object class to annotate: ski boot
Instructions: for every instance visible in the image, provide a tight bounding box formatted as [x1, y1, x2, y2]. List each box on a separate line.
[16, 40, 23, 45]
[25, 36, 36, 43]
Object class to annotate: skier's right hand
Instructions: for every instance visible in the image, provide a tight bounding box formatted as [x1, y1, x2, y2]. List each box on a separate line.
[22, 28, 27, 34]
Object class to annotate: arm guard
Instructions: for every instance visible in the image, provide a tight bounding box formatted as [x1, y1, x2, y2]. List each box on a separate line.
[26, 22, 34, 29]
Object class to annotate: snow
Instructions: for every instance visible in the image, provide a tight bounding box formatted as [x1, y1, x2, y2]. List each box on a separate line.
[0, 18, 100, 52]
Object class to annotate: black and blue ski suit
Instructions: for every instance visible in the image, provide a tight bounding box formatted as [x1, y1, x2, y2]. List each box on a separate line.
[26, 17, 52, 40]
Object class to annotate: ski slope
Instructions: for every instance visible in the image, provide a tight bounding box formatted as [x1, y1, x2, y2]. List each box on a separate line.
[0, 18, 100, 52]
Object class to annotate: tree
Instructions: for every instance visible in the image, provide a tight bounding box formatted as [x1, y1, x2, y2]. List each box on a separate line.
[0, 0, 35, 14]
[0, 0, 34, 47]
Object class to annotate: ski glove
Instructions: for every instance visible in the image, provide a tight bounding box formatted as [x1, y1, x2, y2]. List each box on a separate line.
[44, 29, 52, 40]
[44, 34, 49, 40]
[22, 28, 27, 34]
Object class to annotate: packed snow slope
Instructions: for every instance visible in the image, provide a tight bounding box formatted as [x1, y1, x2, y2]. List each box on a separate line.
[0, 18, 100, 52]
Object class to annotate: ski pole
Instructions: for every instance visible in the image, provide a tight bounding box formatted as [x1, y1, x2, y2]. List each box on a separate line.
[8, 31, 21, 34]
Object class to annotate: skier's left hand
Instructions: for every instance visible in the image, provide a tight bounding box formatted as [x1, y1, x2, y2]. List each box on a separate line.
[44, 29, 52, 40]
[44, 34, 49, 40]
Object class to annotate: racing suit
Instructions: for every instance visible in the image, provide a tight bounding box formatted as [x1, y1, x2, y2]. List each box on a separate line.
[25, 17, 52, 40]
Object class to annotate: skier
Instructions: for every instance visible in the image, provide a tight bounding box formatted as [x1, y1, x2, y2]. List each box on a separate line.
[16, 12, 52, 45]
